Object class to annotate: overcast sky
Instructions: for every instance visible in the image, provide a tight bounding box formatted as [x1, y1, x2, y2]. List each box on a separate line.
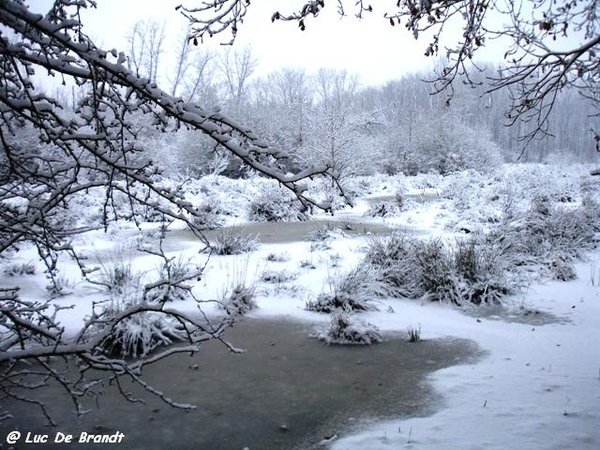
[26, 0, 453, 85]
[24, 0, 524, 88]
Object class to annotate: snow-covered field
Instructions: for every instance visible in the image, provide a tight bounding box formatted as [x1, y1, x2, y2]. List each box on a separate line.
[2, 164, 600, 449]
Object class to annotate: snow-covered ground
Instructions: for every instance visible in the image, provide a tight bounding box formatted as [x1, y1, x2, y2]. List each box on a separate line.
[327, 265, 600, 450]
[2, 164, 600, 449]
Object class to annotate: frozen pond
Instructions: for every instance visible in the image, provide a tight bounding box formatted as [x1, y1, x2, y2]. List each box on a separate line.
[3, 318, 480, 450]
[162, 217, 424, 250]
[203, 219, 397, 244]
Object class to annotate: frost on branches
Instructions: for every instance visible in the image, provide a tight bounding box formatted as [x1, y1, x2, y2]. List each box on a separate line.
[0, 0, 340, 423]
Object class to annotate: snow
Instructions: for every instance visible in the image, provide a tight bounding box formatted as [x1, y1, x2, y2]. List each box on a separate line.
[328, 269, 600, 450]
[2, 163, 599, 449]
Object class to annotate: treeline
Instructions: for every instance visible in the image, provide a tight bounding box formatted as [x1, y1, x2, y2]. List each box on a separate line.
[58, 32, 598, 180]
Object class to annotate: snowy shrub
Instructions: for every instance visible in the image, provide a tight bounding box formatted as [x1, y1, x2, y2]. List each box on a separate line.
[260, 269, 298, 284]
[343, 177, 374, 197]
[3, 261, 36, 276]
[408, 113, 503, 175]
[314, 311, 382, 345]
[414, 239, 460, 302]
[299, 259, 317, 270]
[248, 182, 308, 222]
[307, 223, 346, 251]
[582, 195, 600, 232]
[45, 274, 76, 298]
[211, 228, 258, 255]
[451, 237, 513, 305]
[306, 264, 384, 313]
[96, 258, 141, 294]
[303, 176, 353, 212]
[219, 283, 257, 315]
[99, 312, 185, 358]
[191, 197, 226, 230]
[363, 234, 513, 305]
[145, 257, 197, 303]
[91, 258, 189, 356]
[364, 234, 421, 299]
[521, 201, 596, 260]
[90, 257, 187, 356]
[547, 254, 577, 281]
[265, 252, 290, 262]
[395, 189, 405, 209]
[365, 201, 400, 218]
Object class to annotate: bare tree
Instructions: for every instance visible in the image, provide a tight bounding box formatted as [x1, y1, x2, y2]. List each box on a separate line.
[127, 19, 166, 82]
[271, 68, 311, 148]
[302, 70, 368, 196]
[169, 27, 194, 97]
[0, 0, 337, 423]
[217, 45, 258, 114]
[181, 0, 600, 145]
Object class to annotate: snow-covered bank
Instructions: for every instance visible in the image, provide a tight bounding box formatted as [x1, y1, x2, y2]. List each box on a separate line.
[330, 261, 600, 450]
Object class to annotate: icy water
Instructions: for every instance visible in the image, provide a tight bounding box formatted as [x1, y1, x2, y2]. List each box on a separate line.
[161, 218, 425, 252]
[2, 319, 480, 450]
[192, 218, 399, 245]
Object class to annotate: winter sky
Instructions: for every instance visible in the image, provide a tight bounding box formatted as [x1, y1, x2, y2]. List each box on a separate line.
[26, 0, 588, 88]
[25, 0, 471, 86]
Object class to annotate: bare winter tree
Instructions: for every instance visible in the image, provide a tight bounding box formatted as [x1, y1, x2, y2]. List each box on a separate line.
[180, 0, 600, 146]
[217, 45, 258, 115]
[0, 0, 337, 423]
[302, 69, 366, 188]
[127, 19, 166, 83]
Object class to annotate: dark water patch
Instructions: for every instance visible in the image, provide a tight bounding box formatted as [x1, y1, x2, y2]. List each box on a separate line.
[365, 193, 440, 205]
[462, 303, 568, 326]
[198, 219, 396, 244]
[2, 319, 480, 450]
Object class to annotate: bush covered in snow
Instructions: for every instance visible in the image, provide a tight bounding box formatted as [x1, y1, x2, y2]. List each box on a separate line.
[363, 233, 514, 305]
[365, 201, 402, 218]
[211, 228, 258, 255]
[248, 182, 309, 222]
[3, 260, 36, 277]
[96, 257, 141, 294]
[145, 257, 198, 303]
[306, 264, 385, 313]
[314, 311, 382, 345]
[92, 284, 186, 357]
[386, 113, 503, 176]
[190, 196, 227, 230]
[307, 223, 347, 242]
[260, 269, 298, 284]
[219, 283, 257, 315]
[487, 194, 599, 279]
[98, 311, 185, 358]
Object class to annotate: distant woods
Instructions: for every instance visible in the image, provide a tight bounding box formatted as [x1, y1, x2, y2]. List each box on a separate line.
[74, 18, 597, 179]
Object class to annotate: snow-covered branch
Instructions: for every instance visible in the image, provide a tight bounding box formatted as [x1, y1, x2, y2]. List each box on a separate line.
[0, 0, 342, 424]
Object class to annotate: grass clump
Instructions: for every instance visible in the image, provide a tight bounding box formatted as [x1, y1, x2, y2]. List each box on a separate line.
[260, 269, 298, 284]
[314, 311, 382, 345]
[363, 233, 513, 306]
[306, 264, 385, 313]
[3, 261, 36, 277]
[406, 325, 422, 343]
[219, 283, 257, 316]
[211, 228, 258, 255]
[307, 223, 346, 242]
[98, 310, 185, 358]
